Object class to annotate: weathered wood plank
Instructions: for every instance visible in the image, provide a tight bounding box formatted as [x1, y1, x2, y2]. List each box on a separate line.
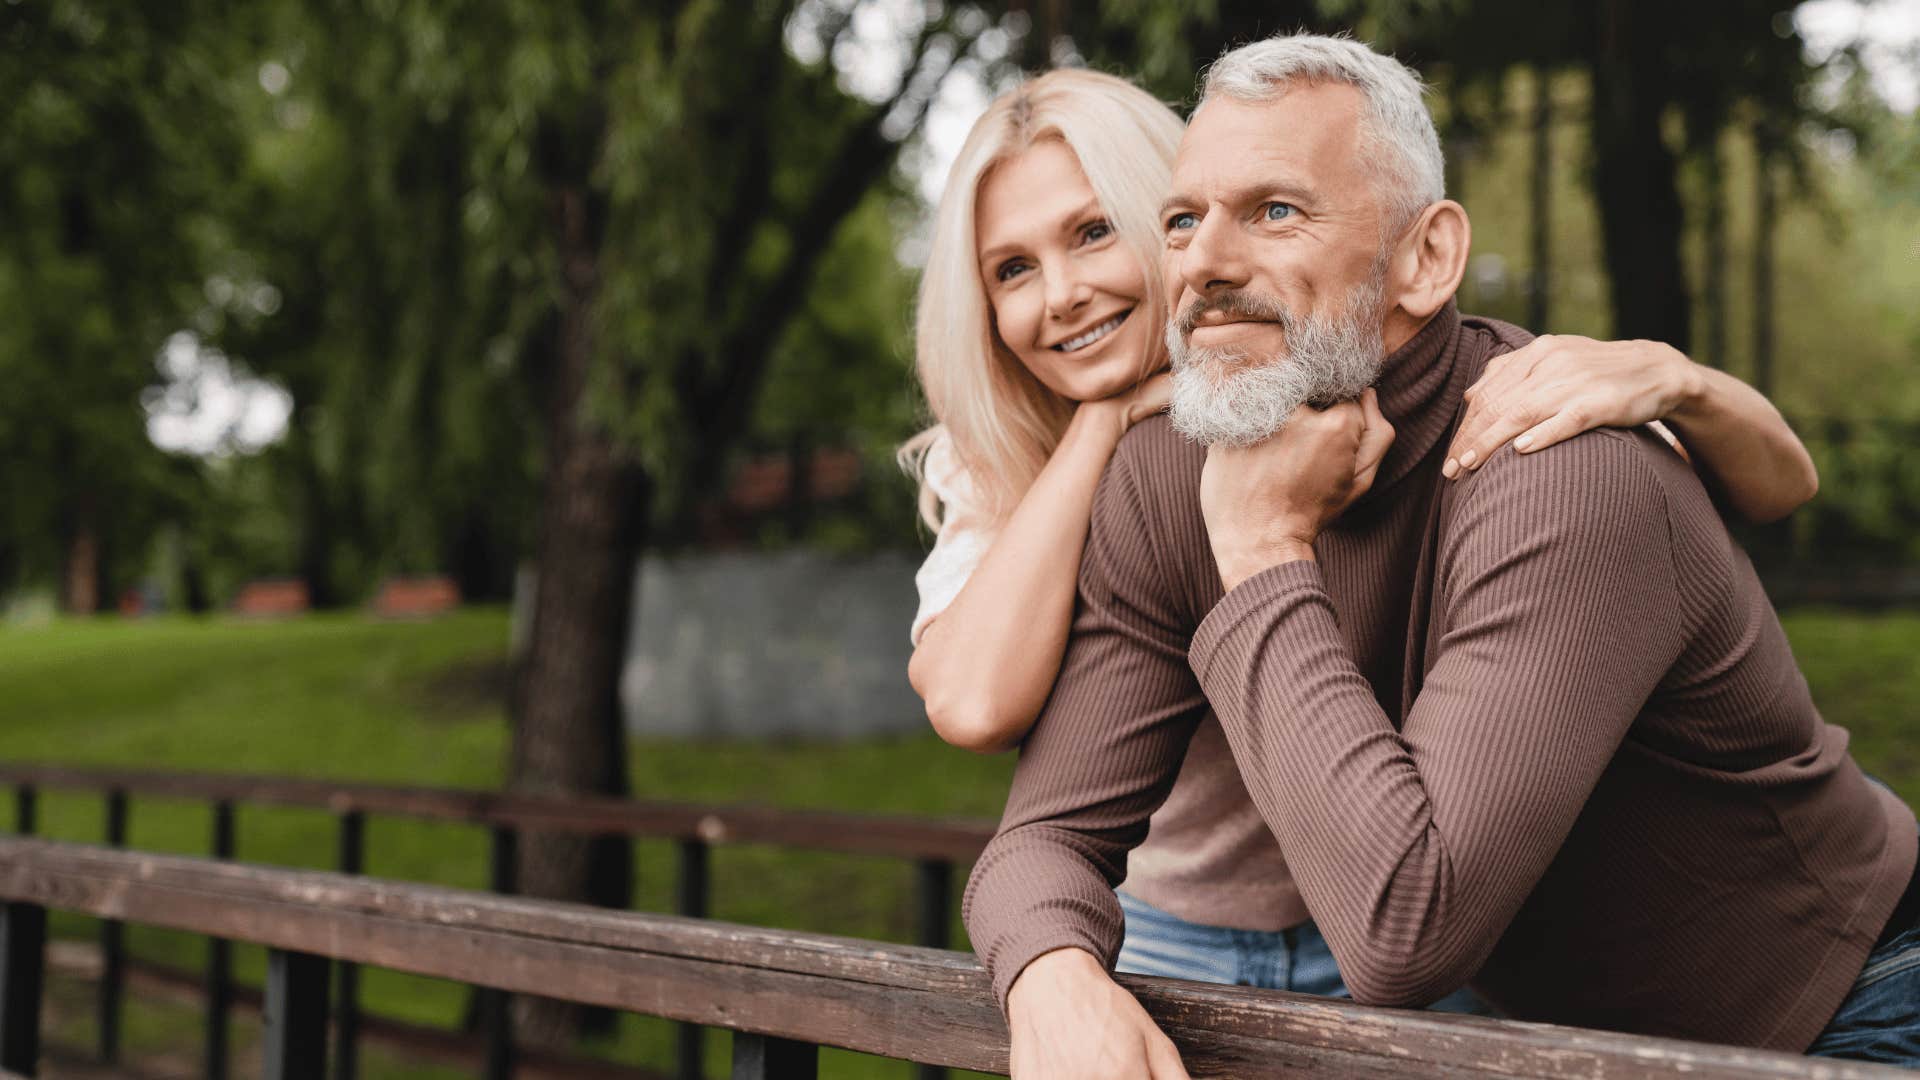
[0, 766, 994, 862]
[53, 948, 668, 1080]
[0, 839, 1904, 1079]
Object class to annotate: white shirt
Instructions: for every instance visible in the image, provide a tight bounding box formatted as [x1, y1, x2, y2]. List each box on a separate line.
[910, 432, 997, 646]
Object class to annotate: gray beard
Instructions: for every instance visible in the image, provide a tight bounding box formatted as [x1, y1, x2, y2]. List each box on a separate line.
[1165, 276, 1388, 448]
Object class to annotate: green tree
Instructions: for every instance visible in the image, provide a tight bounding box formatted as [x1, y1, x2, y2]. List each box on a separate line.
[0, 1, 247, 611]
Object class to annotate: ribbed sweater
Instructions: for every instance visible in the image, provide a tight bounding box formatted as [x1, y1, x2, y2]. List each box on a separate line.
[962, 304, 1916, 1051]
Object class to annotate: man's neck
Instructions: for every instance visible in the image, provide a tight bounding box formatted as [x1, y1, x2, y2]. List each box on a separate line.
[1381, 306, 1438, 357]
[1363, 299, 1466, 496]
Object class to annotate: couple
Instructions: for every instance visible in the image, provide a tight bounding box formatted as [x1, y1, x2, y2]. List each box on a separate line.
[903, 32, 1919, 1077]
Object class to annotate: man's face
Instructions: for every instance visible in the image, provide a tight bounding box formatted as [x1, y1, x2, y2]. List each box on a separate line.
[1160, 82, 1396, 446]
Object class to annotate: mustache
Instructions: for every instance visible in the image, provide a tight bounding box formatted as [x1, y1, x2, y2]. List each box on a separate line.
[1172, 290, 1295, 337]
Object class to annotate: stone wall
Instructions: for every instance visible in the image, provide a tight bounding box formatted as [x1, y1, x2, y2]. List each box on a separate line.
[618, 551, 925, 739]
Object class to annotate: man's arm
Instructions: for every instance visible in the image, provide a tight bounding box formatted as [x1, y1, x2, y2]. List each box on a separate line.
[962, 431, 1210, 1010]
[1193, 430, 1687, 1006]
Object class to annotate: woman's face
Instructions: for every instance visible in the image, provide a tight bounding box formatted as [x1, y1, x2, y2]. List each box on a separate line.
[973, 140, 1156, 404]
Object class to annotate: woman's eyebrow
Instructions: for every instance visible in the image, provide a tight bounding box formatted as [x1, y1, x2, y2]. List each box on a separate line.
[977, 197, 1109, 266]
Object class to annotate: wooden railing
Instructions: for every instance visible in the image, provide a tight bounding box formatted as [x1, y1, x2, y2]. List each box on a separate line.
[0, 838, 1904, 1080]
[0, 764, 991, 1080]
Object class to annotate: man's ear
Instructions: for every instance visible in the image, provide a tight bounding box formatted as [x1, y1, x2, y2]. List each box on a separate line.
[1389, 199, 1469, 321]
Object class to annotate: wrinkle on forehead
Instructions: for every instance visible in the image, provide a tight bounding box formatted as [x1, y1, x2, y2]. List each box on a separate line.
[1170, 83, 1373, 217]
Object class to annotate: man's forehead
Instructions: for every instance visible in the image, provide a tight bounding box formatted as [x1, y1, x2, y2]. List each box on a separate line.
[1172, 83, 1366, 188]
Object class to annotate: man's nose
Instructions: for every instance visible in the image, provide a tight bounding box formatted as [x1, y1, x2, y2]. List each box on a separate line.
[1178, 210, 1248, 298]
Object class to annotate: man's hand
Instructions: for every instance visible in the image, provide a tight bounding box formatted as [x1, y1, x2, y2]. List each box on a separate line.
[1200, 389, 1395, 591]
[1006, 948, 1190, 1080]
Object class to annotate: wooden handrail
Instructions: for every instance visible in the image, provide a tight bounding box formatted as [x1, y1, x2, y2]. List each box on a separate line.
[0, 838, 1904, 1079]
[0, 764, 994, 862]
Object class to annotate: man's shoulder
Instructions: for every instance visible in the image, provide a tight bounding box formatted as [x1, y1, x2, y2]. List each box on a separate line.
[1458, 312, 1536, 359]
[1446, 425, 1706, 562]
[1110, 413, 1207, 496]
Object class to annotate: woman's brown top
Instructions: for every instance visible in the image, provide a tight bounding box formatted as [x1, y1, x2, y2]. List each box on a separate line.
[962, 305, 1916, 1052]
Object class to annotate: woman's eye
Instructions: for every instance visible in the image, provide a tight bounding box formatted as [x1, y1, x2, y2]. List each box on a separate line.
[1166, 211, 1199, 232]
[996, 260, 1028, 283]
[1264, 202, 1296, 222]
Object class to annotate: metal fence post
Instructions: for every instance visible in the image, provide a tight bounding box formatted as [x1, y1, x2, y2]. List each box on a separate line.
[914, 859, 954, 1080]
[12, 787, 34, 836]
[98, 789, 128, 1063]
[0, 901, 46, 1076]
[332, 810, 365, 1080]
[676, 838, 710, 1080]
[206, 799, 236, 1080]
[730, 1032, 817, 1080]
[262, 948, 329, 1080]
[483, 824, 517, 1080]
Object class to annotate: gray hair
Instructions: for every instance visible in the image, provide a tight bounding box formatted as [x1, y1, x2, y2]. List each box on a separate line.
[1199, 33, 1445, 233]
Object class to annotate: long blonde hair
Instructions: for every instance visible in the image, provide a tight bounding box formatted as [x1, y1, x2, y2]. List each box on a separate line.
[900, 69, 1185, 529]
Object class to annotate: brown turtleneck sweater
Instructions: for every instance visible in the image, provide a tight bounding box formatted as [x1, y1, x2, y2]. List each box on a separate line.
[962, 305, 1916, 1052]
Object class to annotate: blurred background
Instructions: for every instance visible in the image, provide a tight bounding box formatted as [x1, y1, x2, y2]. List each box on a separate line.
[1, 0, 1917, 1076]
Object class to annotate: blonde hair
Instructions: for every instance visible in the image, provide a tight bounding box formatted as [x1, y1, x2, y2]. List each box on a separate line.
[900, 69, 1185, 529]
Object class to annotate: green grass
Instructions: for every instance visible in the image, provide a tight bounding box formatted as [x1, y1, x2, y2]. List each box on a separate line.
[0, 609, 1012, 1078]
[2, 606, 1915, 1076]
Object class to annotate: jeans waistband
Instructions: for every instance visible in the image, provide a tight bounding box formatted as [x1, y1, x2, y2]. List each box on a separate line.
[1879, 836, 1920, 949]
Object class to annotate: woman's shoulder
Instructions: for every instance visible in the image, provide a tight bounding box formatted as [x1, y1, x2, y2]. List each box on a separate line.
[923, 428, 983, 513]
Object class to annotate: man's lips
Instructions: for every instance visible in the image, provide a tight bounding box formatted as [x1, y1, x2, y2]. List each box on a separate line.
[1188, 318, 1279, 340]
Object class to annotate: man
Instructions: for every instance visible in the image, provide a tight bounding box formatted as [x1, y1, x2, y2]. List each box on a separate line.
[962, 33, 1919, 1079]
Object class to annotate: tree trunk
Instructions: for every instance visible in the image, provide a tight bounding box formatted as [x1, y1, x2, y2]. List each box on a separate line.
[508, 179, 640, 1047]
[1527, 64, 1554, 332]
[60, 504, 99, 615]
[293, 438, 337, 609]
[1589, 0, 1691, 348]
[1750, 125, 1777, 396]
[1700, 135, 1728, 369]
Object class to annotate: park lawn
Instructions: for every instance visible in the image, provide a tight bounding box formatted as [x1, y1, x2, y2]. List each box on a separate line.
[3, 606, 1917, 1076]
[0, 609, 1012, 1078]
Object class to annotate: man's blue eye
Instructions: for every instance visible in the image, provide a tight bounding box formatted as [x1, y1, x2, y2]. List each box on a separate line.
[1083, 221, 1112, 243]
[1167, 212, 1198, 231]
[1264, 202, 1296, 221]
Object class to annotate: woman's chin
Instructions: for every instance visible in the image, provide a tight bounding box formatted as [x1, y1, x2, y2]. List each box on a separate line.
[1055, 344, 1156, 403]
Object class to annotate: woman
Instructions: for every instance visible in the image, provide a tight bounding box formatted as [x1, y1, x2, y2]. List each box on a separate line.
[901, 68, 1818, 1002]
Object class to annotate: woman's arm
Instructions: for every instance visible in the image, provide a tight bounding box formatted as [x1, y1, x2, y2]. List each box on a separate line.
[909, 376, 1169, 754]
[1441, 335, 1818, 523]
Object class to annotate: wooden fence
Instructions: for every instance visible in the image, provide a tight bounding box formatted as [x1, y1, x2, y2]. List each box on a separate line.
[1, 837, 1906, 1080]
[0, 765, 990, 1080]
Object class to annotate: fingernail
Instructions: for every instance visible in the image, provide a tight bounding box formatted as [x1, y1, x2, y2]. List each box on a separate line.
[1515, 435, 1534, 451]
[1459, 449, 1477, 467]
[1442, 458, 1459, 478]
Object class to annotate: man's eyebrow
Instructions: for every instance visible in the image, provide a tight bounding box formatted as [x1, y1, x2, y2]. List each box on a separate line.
[1159, 181, 1321, 222]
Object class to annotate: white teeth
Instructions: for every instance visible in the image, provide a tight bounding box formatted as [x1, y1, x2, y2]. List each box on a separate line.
[1053, 312, 1128, 352]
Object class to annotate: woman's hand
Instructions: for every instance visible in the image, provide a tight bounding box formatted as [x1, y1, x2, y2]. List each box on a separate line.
[1201, 389, 1396, 591]
[1079, 372, 1173, 442]
[1443, 335, 1704, 478]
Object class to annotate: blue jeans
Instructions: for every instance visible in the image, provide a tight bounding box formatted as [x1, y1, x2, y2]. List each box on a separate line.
[1114, 890, 1493, 1014]
[1807, 917, 1920, 1064]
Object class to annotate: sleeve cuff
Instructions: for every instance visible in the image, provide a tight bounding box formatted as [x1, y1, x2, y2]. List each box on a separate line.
[985, 920, 1120, 1017]
[1190, 559, 1329, 682]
